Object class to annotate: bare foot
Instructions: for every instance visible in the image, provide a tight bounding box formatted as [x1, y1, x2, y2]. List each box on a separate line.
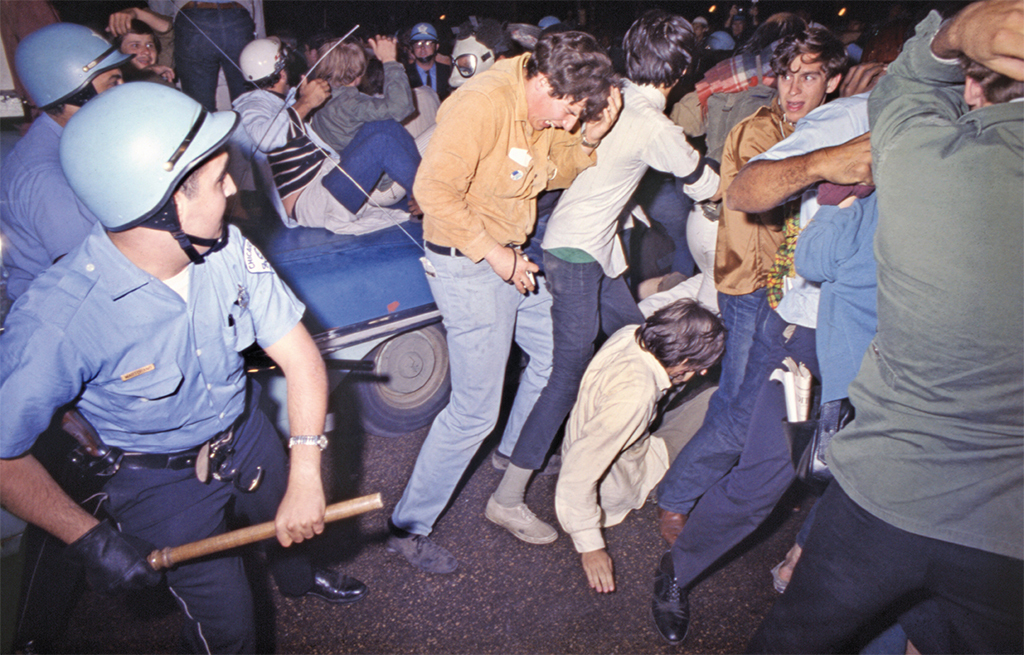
[781, 543, 802, 580]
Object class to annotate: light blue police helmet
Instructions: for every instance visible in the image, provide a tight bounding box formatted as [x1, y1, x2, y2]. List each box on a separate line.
[706, 31, 736, 52]
[538, 16, 561, 30]
[14, 23, 131, 110]
[410, 23, 438, 42]
[59, 83, 239, 231]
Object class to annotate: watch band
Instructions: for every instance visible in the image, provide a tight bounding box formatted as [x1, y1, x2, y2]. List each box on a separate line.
[288, 434, 329, 450]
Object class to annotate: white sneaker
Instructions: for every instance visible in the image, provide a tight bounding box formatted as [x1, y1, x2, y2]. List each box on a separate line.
[485, 495, 558, 544]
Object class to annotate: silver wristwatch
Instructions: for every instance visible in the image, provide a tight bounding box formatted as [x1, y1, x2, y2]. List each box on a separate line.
[288, 434, 329, 450]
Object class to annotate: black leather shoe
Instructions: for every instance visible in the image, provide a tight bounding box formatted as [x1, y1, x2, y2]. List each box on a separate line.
[651, 552, 690, 644]
[306, 569, 368, 604]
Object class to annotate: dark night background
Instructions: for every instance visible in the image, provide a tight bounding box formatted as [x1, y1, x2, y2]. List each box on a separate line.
[51, 1, 945, 49]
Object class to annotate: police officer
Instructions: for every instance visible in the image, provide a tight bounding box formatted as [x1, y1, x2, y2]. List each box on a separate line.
[1, 23, 127, 302]
[0, 82, 365, 654]
[1, 25, 129, 651]
[405, 22, 452, 100]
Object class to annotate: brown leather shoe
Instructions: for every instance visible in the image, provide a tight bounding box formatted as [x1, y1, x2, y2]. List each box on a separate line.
[657, 507, 687, 546]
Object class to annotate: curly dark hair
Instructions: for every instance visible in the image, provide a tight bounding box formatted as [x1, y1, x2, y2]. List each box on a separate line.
[622, 9, 695, 87]
[111, 19, 160, 55]
[525, 31, 619, 123]
[637, 299, 726, 371]
[770, 26, 849, 82]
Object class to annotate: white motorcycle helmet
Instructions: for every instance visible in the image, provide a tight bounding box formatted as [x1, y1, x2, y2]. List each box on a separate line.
[240, 37, 286, 86]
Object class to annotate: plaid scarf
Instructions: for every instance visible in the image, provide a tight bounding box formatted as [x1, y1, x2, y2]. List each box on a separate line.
[695, 44, 777, 112]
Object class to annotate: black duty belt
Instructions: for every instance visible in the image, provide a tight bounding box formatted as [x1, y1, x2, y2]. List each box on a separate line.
[119, 444, 203, 471]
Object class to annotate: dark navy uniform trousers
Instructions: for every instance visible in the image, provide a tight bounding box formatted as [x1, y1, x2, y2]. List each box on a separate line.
[102, 382, 314, 653]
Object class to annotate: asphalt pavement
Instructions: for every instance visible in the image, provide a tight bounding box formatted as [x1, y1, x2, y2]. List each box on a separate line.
[60, 390, 814, 654]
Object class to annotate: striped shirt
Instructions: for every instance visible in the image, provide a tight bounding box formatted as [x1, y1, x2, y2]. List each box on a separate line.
[267, 106, 327, 200]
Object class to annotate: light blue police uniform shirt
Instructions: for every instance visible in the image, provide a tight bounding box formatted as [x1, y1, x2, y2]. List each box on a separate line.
[0, 114, 99, 301]
[0, 222, 304, 456]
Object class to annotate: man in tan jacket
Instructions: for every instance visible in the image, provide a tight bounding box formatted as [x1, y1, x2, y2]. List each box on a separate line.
[386, 31, 621, 573]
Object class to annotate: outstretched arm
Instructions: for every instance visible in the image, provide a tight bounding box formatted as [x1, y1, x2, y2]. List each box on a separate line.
[556, 383, 659, 595]
[727, 133, 872, 213]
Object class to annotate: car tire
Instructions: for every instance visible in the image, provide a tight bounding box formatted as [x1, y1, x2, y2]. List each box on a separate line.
[353, 324, 451, 438]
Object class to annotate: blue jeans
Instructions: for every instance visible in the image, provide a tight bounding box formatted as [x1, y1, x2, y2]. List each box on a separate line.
[508, 253, 642, 470]
[174, 6, 254, 111]
[321, 121, 421, 214]
[748, 484, 1024, 654]
[636, 171, 697, 276]
[670, 320, 818, 590]
[657, 289, 774, 513]
[391, 249, 554, 535]
[521, 189, 562, 274]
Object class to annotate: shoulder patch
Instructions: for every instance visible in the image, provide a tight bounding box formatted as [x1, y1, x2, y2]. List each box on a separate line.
[243, 240, 274, 274]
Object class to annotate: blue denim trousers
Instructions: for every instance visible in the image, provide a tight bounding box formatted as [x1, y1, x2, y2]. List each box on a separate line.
[521, 189, 561, 274]
[321, 121, 421, 213]
[657, 289, 774, 513]
[670, 320, 818, 590]
[174, 6, 254, 111]
[391, 249, 554, 535]
[748, 483, 1024, 654]
[508, 253, 642, 470]
[636, 171, 697, 276]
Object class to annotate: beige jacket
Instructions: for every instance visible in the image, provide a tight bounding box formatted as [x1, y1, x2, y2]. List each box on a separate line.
[555, 326, 673, 554]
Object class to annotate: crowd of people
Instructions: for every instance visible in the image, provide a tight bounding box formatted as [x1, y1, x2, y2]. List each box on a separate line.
[0, 0, 1021, 653]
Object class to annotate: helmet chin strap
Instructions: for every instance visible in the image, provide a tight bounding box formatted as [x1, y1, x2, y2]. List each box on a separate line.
[170, 227, 227, 264]
[60, 82, 98, 110]
[142, 196, 228, 264]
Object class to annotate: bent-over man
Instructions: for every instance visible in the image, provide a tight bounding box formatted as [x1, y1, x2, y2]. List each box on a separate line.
[386, 31, 621, 573]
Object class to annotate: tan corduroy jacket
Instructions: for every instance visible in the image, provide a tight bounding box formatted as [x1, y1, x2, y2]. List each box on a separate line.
[715, 97, 794, 295]
[416, 54, 596, 262]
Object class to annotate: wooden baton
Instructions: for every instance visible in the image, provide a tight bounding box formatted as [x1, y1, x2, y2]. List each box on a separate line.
[147, 492, 383, 571]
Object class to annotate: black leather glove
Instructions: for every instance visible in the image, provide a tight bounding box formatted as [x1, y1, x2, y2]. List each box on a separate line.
[65, 520, 163, 594]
